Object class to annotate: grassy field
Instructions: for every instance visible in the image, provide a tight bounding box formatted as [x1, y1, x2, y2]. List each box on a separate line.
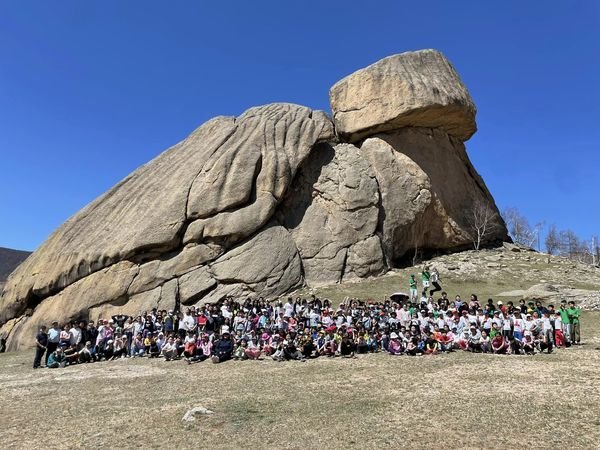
[1, 312, 600, 449]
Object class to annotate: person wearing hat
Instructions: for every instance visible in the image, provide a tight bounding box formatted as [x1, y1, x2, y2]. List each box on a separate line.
[387, 332, 402, 355]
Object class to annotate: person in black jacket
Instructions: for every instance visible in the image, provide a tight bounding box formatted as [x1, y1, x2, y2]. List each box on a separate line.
[211, 332, 233, 363]
[33, 325, 48, 369]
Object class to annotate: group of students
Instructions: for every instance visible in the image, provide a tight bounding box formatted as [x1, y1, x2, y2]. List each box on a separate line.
[32, 287, 583, 368]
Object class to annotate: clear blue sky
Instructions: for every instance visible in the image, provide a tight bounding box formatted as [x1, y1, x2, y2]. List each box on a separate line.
[1, 1, 599, 251]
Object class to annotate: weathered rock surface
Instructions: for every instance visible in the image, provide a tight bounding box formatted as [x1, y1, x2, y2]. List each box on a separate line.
[0, 50, 510, 350]
[362, 127, 506, 264]
[279, 143, 383, 284]
[330, 49, 476, 143]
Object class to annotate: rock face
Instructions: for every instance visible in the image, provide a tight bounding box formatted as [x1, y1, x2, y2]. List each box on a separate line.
[0, 50, 509, 349]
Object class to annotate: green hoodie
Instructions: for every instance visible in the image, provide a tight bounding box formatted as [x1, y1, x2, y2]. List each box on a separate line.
[567, 306, 580, 325]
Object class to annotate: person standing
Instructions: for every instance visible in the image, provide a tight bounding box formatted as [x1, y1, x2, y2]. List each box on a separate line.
[409, 275, 418, 302]
[421, 267, 431, 298]
[567, 301, 581, 344]
[33, 325, 48, 369]
[46, 322, 61, 366]
[559, 302, 571, 345]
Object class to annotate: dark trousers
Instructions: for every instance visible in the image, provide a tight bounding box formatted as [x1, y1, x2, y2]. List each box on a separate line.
[429, 282, 442, 296]
[46, 342, 58, 365]
[33, 346, 45, 368]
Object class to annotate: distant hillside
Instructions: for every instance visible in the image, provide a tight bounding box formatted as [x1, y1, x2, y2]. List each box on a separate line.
[0, 247, 31, 283]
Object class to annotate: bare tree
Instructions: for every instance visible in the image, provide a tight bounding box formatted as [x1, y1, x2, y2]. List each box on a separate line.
[502, 207, 543, 249]
[468, 200, 501, 250]
[559, 229, 581, 259]
[545, 224, 561, 255]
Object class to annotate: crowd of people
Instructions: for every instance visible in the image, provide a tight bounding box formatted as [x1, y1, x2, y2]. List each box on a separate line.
[31, 267, 583, 369]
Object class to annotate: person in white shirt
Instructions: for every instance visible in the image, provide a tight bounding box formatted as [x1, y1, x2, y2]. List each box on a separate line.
[161, 337, 178, 361]
[69, 324, 82, 349]
[512, 312, 525, 341]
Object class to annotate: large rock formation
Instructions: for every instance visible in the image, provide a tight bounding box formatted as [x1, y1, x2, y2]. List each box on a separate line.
[0, 49, 508, 349]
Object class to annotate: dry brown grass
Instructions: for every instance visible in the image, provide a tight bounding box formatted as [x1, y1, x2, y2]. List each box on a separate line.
[1, 312, 600, 449]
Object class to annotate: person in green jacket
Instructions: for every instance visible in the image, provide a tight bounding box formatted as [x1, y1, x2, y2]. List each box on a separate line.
[558, 301, 571, 345]
[409, 275, 418, 301]
[421, 266, 431, 298]
[567, 301, 581, 344]
[47, 347, 66, 369]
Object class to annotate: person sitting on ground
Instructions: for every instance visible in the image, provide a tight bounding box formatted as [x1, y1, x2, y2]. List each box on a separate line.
[130, 333, 145, 357]
[161, 337, 178, 361]
[405, 337, 422, 356]
[103, 340, 114, 360]
[148, 336, 160, 358]
[245, 336, 262, 360]
[112, 335, 127, 359]
[63, 343, 80, 365]
[233, 339, 248, 360]
[424, 332, 439, 355]
[183, 331, 197, 360]
[299, 332, 316, 358]
[339, 334, 355, 358]
[468, 325, 482, 352]
[437, 329, 453, 352]
[480, 330, 491, 353]
[522, 332, 535, 355]
[47, 347, 67, 369]
[78, 341, 94, 363]
[211, 332, 234, 363]
[387, 332, 403, 356]
[491, 334, 509, 354]
[281, 336, 304, 360]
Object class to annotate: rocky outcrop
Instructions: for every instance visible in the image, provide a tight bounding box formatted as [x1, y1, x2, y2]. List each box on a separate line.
[0, 50, 509, 350]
